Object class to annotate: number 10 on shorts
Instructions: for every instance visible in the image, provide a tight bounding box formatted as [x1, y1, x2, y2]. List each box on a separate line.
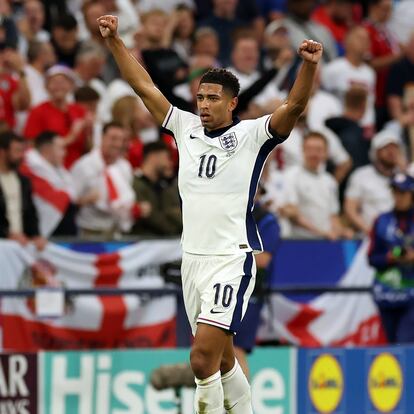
[213, 283, 234, 308]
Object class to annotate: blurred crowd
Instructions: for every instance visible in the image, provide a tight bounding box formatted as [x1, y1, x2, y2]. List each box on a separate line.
[0, 0, 413, 245]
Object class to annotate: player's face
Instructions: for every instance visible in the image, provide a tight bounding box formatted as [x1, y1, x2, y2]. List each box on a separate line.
[196, 83, 237, 131]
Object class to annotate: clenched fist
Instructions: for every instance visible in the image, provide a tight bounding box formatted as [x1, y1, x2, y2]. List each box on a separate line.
[298, 40, 323, 64]
[97, 15, 118, 38]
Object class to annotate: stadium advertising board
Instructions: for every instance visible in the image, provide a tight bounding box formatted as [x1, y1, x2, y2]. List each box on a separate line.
[0, 353, 37, 414]
[298, 346, 414, 414]
[41, 348, 295, 414]
[365, 349, 405, 414]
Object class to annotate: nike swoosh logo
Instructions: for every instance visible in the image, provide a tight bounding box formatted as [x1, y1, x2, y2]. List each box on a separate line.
[210, 309, 225, 314]
[190, 134, 199, 139]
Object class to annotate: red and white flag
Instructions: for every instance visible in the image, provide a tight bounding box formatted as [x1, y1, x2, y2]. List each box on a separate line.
[258, 240, 386, 346]
[0, 239, 182, 351]
[20, 149, 76, 237]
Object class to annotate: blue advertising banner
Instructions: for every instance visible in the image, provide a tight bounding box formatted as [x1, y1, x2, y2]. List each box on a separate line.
[298, 346, 414, 414]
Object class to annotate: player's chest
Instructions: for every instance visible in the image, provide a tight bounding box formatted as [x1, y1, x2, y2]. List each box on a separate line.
[178, 132, 256, 192]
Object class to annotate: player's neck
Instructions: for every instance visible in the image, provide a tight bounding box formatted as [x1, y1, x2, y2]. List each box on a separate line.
[204, 117, 239, 136]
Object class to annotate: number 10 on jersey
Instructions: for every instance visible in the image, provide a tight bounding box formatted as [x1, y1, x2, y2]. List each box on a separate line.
[198, 155, 217, 178]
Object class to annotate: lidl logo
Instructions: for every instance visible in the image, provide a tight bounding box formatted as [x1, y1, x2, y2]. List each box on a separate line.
[308, 354, 344, 413]
[368, 353, 403, 413]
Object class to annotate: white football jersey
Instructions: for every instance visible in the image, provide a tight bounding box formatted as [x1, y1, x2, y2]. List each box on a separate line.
[162, 105, 287, 255]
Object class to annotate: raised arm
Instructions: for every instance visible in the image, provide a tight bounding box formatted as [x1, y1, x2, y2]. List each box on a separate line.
[98, 15, 171, 125]
[270, 40, 322, 137]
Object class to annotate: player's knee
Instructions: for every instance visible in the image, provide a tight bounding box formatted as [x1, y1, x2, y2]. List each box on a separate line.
[220, 353, 235, 374]
[190, 347, 216, 379]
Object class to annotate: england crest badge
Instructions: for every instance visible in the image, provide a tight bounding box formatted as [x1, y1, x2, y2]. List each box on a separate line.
[219, 132, 238, 151]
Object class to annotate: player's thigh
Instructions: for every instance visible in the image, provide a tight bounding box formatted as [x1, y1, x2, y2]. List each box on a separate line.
[181, 252, 202, 335]
[198, 253, 256, 333]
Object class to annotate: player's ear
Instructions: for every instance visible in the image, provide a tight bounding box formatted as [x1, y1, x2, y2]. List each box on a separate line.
[228, 96, 238, 112]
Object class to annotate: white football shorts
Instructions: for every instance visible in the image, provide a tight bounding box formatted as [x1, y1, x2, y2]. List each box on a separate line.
[181, 251, 256, 336]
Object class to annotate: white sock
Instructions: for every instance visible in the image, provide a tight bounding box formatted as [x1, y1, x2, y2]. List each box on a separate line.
[194, 370, 224, 414]
[221, 359, 252, 414]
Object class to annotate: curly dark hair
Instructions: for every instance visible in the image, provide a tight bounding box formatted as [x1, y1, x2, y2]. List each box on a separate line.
[199, 68, 241, 97]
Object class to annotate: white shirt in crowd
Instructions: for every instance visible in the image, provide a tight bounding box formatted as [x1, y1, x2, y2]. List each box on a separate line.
[307, 90, 342, 131]
[283, 165, 340, 239]
[227, 67, 286, 109]
[24, 65, 49, 106]
[0, 172, 22, 234]
[321, 57, 376, 129]
[15, 64, 50, 134]
[71, 149, 135, 233]
[345, 165, 393, 228]
[278, 126, 350, 169]
[261, 165, 292, 237]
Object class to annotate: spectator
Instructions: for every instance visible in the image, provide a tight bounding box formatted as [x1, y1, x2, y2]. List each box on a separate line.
[261, 20, 298, 94]
[227, 33, 284, 110]
[73, 86, 100, 150]
[345, 129, 405, 235]
[326, 87, 371, 171]
[163, 5, 196, 63]
[71, 122, 150, 239]
[321, 26, 376, 138]
[389, 0, 414, 44]
[0, 3, 19, 50]
[196, 0, 265, 40]
[198, 0, 246, 67]
[389, 86, 414, 164]
[139, 9, 188, 92]
[277, 112, 352, 184]
[368, 172, 414, 344]
[387, 32, 414, 126]
[281, 131, 350, 239]
[20, 131, 99, 236]
[283, 0, 338, 62]
[0, 131, 45, 249]
[100, 0, 140, 47]
[73, 42, 106, 97]
[17, 0, 50, 56]
[131, 141, 181, 236]
[306, 67, 342, 131]
[192, 27, 220, 66]
[78, 1, 121, 83]
[256, 0, 287, 21]
[136, 0, 195, 14]
[24, 40, 56, 106]
[234, 191, 280, 377]
[312, 0, 361, 56]
[51, 14, 81, 67]
[0, 46, 31, 129]
[24, 65, 88, 168]
[79, 0, 107, 44]
[111, 95, 158, 168]
[363, 0, 402, 128]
